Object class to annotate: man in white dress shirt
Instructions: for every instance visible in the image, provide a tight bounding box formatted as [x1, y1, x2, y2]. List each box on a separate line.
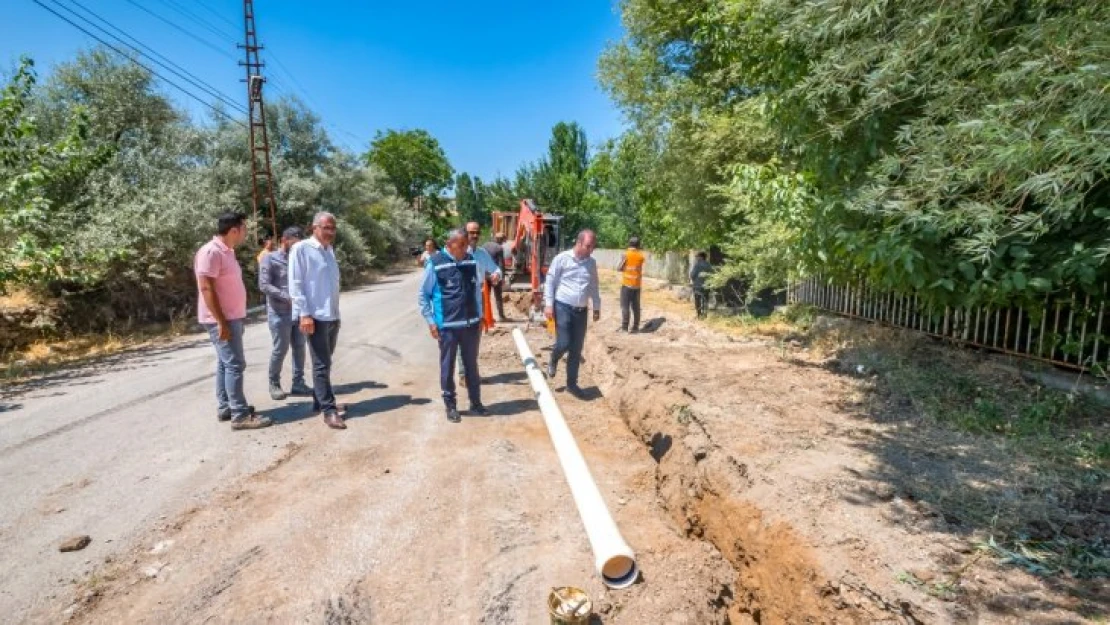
[289, 211, 345, 430]
[543, 230, 600, 397]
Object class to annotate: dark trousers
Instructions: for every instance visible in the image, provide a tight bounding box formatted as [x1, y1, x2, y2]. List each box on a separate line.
[620, 286, 641, 331]
[457, 331, 481, 381]
[440, 325, 481, 408]
[694, 289, 709, 318]
[306, 319, 340, 413]
[550, 301, 588, 388]
[492, 281, 505, 319]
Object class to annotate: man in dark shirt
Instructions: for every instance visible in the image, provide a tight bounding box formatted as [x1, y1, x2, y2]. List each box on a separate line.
[258, 226, 311, 400]
[690, 251, 713, 319]
[482, 232, 508, 321]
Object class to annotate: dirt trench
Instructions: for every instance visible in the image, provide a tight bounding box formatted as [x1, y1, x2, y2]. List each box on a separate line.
[582, 336, 923, 624]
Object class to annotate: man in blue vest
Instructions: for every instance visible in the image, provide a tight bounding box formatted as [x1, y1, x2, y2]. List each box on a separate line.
[418, 229, 490, 423]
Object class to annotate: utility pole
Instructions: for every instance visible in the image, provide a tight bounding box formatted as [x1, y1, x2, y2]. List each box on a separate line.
[240, 0, 278, 241]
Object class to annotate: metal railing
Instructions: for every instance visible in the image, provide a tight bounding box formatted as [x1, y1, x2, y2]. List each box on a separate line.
[788, 277, 1109, 373]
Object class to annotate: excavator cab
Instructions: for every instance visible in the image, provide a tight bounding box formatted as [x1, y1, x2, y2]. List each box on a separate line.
[492, 201, 564, 310]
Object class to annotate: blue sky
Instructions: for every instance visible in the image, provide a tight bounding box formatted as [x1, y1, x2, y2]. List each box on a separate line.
[2, 0, 627, 181]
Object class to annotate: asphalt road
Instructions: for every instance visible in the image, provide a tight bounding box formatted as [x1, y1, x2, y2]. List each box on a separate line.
[0, 273, 444, 615]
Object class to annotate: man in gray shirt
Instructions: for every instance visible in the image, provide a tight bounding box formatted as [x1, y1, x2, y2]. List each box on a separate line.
[289, 212, 345, 430]
[259, 226, 311, 401]
[543, 230, 601, 397]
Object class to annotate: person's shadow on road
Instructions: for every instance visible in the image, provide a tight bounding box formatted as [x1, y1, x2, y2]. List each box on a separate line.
[552, 385, 603, 402]
[261, 401, 318, 425]
[261, 391, 429, 425]
[345, 394, 432, 419]
[332, 380, 388, 395]
[482, 371, 527, 385]
[467, 398, 537, 417]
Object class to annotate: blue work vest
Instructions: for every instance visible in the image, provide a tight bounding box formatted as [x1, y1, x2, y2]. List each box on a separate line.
[431, 251, 480, 329]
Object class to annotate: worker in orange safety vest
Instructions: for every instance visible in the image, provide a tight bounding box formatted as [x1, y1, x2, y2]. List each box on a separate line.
[617, 236, 645, 333]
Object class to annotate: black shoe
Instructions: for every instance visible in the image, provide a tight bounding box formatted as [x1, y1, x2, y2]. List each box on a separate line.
[566, 385, 586, 399]
[545, 361, 556, 379]
[469, 404, 490, 416]
[446, 407, 461, 423]
[290, 382, 312, 396]
[630, 327, 640, 334]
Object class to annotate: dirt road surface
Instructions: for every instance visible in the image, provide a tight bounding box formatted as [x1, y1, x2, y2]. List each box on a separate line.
[3, 273, 734, 624]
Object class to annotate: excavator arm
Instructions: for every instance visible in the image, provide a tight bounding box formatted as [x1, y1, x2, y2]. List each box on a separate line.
[491, 199, 563, 316]
[512, 199, 545, 296]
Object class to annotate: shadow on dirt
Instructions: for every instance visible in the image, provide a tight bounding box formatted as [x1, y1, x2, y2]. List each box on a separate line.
[805, 327, 1110, 615]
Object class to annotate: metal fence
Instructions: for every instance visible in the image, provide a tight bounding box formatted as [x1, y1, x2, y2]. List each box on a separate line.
[788, 277, 1110, 373]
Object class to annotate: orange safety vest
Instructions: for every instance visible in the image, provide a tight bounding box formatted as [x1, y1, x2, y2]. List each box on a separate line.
[480, 279, 495, 332]
[622, 249, 646, 288]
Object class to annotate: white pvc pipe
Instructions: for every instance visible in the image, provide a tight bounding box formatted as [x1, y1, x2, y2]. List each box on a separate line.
[511, 328, 639, 589]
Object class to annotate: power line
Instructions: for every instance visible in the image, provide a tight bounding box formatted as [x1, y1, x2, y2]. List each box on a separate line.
[268, 53, 315, 105]
[123, 0, 238, 63]
[31, 0, 247, 128]
[56, 0, 246, 116]
[137, 0, 362, 151]
[194, 0, 241, 33]
[156, 0, 239, 43]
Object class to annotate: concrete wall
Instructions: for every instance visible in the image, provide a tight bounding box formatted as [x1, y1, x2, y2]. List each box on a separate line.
[593, 249, 690, 284]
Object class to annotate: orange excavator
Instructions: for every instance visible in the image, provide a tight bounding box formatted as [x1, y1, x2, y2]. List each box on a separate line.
[492, 199, 565, 314]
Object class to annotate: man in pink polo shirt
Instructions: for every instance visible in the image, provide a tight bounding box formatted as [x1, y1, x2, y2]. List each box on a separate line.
[195, 212, 271, 430]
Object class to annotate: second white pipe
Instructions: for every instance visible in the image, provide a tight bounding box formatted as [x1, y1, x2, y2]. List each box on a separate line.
[511, 328, 638, 589]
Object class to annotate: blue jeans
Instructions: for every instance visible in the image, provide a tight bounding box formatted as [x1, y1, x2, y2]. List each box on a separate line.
[267, 310, 305, 387]
[550, 301, 589, 388]
[204, 319, 250, 419]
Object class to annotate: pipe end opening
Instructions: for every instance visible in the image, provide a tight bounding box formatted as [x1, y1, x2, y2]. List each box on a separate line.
[601, 555, 639, 589]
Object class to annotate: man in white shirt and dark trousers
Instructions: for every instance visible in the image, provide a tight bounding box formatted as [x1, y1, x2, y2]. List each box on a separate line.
[544, 230, 601, 398]
[458, 221, 502, 386]
[289, 212, 346, 430]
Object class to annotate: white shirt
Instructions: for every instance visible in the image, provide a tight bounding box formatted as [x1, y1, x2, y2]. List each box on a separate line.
[544, 250, 601, 310]
[289, 237, 341, 321]
[468, 245, 502, 282]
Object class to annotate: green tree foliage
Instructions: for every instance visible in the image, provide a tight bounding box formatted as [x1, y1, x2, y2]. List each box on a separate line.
[1, 48, 427, 329]
[454, 172, 487, 226]
[482, 175, 519, 215]
[584, 133, 653, 247]
[364, 129, 454, 212]
[0, 58, 109, 293]
[458, 121, 617, 241]
[600, 0, 1110, 306]
[532, 121, 592, 235]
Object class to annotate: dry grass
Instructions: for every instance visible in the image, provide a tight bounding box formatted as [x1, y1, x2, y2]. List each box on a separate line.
[1, 318, 192, 381]
[0, 289, 40, 311]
